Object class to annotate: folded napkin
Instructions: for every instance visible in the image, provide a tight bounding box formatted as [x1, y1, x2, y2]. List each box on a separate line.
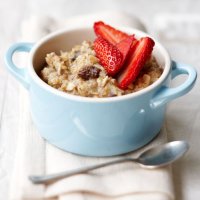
[9, 12, 174, 200]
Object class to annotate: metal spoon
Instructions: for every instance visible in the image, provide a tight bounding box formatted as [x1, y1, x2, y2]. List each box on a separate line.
[29, 141, 189, 184]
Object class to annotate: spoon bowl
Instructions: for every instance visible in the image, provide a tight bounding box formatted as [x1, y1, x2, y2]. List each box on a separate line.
[137, 141, 189, 168]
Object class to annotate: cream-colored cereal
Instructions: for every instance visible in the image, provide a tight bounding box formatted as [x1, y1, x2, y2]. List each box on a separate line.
[40, 41, 163, 98]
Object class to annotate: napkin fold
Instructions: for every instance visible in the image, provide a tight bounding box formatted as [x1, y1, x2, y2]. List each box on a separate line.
[9, 11, 174, 200]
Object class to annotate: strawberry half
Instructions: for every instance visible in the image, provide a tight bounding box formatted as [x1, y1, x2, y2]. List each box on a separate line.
[94, 37, 123, 76]
[94, 21, 130, 45]
[116, 35, 136, 64]
[118, 37, 155, 89]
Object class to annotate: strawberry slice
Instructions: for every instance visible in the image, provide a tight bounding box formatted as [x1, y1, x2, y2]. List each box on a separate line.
[118, 37, 155, 89]
[94, 37, 123, 76]
[94, 21, 130, 45]
[116, 35, 136, 64]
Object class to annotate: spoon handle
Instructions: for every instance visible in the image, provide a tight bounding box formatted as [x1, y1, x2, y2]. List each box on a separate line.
[29, 157, 137, 184]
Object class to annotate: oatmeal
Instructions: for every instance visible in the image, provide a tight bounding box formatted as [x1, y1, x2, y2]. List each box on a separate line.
[40, 41, 162, 97]
[40, 21, 163, 98]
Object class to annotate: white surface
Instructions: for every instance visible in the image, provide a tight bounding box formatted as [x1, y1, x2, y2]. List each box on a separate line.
[0, 0, 200, 200]
[154, 13, 200, 42]
[9, 13, 173, 200]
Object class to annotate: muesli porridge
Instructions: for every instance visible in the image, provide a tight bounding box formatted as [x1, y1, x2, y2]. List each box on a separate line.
[40, 21, 163, 98]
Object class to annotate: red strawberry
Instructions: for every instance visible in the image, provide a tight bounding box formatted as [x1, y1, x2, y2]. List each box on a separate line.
[118, 37, 155, 89]
[94, 37, 123, 76]
[116, 35, 136, 64]
[94, 21, 130, 45]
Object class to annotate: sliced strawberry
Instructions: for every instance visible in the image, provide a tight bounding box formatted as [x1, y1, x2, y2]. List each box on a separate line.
[94, 37, 123, 76]
[118, 37, 155, 89]
[116, 35, 136, 64]
[94, 21, 130, 45]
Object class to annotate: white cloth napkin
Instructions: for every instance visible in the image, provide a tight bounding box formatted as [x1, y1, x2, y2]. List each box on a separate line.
[9, 12, 174, 200]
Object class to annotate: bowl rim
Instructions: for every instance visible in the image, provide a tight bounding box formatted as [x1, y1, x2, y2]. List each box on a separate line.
[29, 26, 171, 103]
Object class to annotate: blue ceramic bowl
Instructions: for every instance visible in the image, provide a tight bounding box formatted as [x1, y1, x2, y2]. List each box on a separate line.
[5, 27, 197, 156]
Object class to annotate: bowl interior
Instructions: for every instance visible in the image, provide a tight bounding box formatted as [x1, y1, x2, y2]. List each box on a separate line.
[32, 27, 168, 75]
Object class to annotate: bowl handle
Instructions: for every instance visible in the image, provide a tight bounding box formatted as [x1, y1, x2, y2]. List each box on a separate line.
[4, 42, 34, 89]
[150, 61, 197, 108]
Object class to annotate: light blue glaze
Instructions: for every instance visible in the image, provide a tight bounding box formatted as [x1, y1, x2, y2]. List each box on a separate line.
[4, 42, 33, 89]
[4, 42, 197, 157]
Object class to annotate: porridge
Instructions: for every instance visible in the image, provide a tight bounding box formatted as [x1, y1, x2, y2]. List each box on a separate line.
[40, 21, 163, 98]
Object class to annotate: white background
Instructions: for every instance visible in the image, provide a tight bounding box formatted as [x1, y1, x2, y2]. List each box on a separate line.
[0, 0, 200, 199]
